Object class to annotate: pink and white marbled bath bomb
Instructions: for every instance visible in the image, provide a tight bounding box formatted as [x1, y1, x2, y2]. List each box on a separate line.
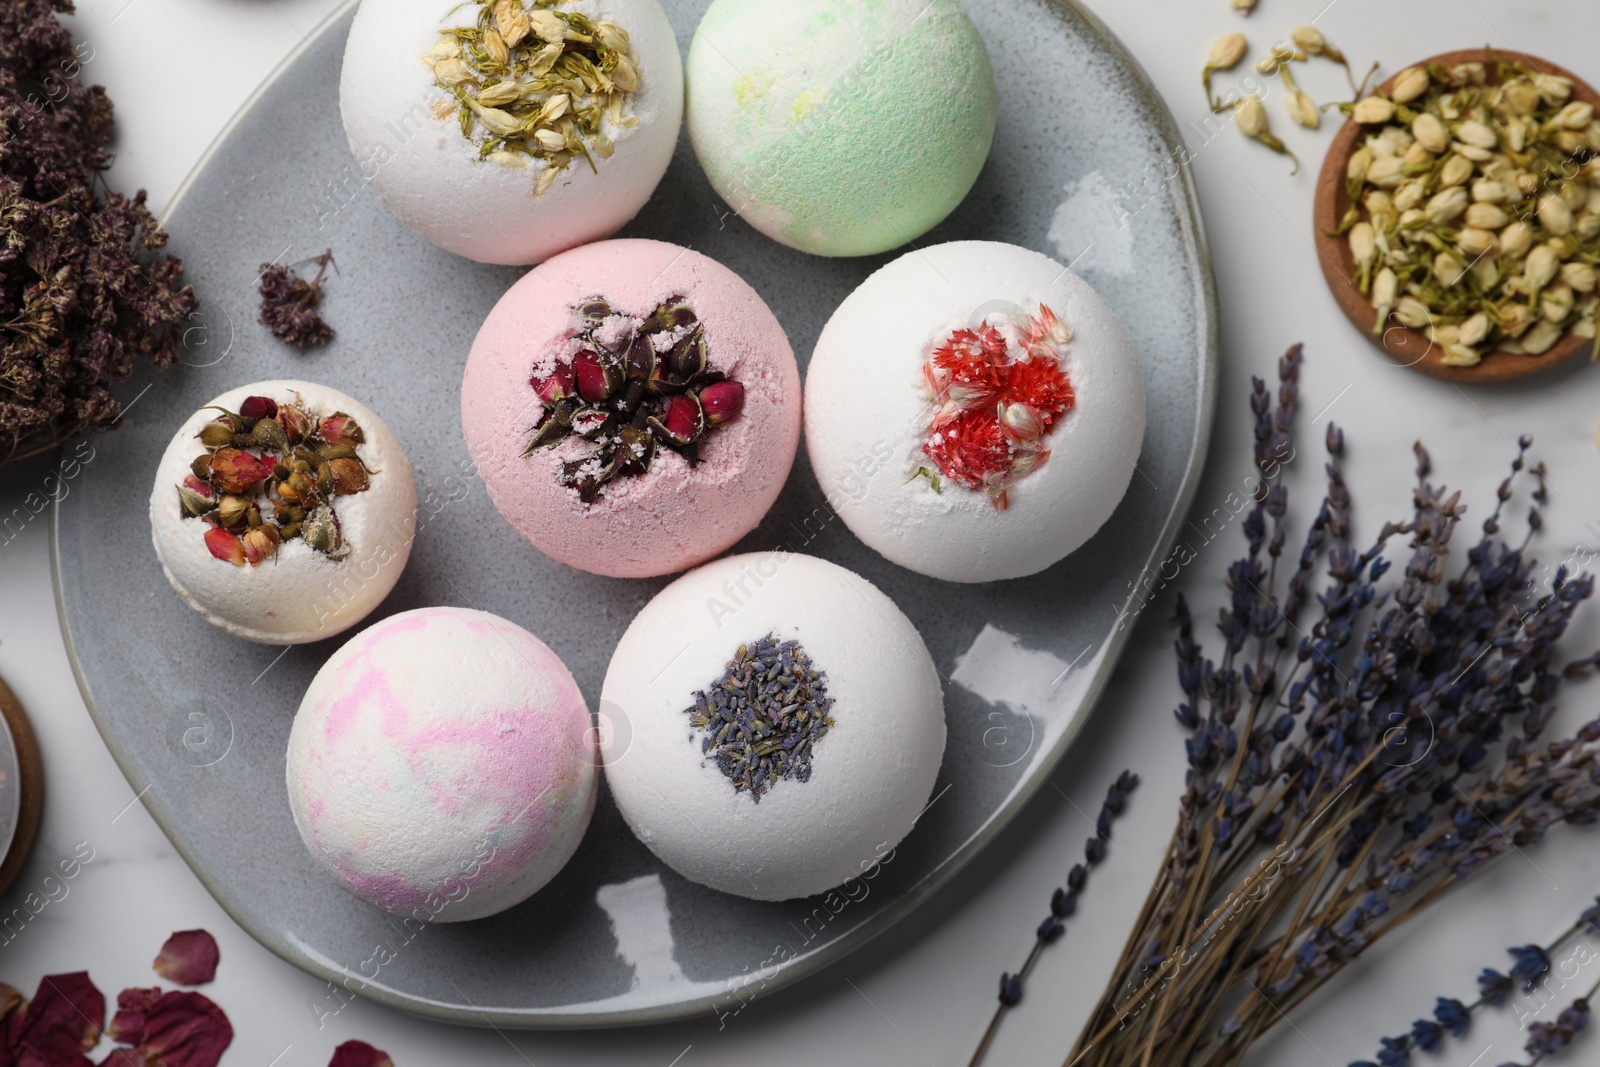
[461, 239, 801, 578]
[286, 607, 596, 921]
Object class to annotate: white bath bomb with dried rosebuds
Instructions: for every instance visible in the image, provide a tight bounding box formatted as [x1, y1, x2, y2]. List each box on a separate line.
[149, 380, 418, 645]
[340, 0, 683, 266]
[600, 552, 945, 901]
[805, 241, 1146, 583]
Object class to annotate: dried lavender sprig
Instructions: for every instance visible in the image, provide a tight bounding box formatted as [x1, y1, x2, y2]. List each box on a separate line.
[1350, 903, 1600, 1067]
[968, 771, 1139, 1067]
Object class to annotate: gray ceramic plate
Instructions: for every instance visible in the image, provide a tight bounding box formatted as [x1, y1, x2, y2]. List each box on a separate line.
[54, 0, 1216, 1028]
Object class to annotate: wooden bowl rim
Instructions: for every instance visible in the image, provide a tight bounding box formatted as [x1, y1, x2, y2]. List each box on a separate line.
[1313, 47, 1600, 384]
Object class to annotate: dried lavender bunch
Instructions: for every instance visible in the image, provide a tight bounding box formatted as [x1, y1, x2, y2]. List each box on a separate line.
[257, 250, 336, 349]
[1353, 900, 1600, 1067]
[969, 772, 1139, 1067]
[0, 0, 198, 466]
[1065, 345, 1600, 1067]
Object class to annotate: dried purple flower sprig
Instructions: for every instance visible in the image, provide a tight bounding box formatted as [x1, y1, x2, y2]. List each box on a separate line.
[968, 771, 1139, 1067]
[257, 249, 336, 349]
[1061, 346, 1600, 1067]
[0, 0, 199, 466]
[1353, 901, 1600, 1067]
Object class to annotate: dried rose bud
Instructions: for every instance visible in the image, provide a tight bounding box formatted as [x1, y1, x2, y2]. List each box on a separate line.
[178, 477, 217, 518]
[319, 413, 365, 447]
[197, 421, 236, 449]
[203, 524, 246, 567]
[250, 416, 290, 453]
[531, 364, 575, 403]
[238, 396, 278, 422]
[624, 334, 656, 381]
[214, 495, 250, 530]
[572, 350, 619, 403]
[669, 326, 708, 380]
[109, 987, 163, 1045]
[329, 1040, 395, 1067]
[652, 393, 705, 446]
[153, 931, 220, 986]
[277, 403, 312, 444]
[328, 457, 370, 495]
[241, 526, 281, 566]
[208, 448, 274, 494]
[699, 380, 745, 426]
[303, 505, 343, 556]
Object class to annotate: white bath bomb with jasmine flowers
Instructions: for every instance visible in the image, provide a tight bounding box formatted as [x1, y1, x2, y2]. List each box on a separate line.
[340, 0, 684, 265]
[600, 552, 945, 901]
[149, 380, 418, 645]
[805, 240, 1146, 584]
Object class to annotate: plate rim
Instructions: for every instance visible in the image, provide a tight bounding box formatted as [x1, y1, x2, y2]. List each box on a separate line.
[52, 0, 1219, 1030]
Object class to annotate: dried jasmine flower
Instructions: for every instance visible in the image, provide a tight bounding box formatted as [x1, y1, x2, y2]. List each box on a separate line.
[685, 634, 835, 802]
[1234, 92, 1299, 172]
[0, 0, 199, 467]
[524, 295, 745, 504]
[257, 249, 336, 349]
[152, 929, 219, 986]
[423, 0, 643, 197]
[1203, 33, 1248, 111]
[176, 392, 375, 566]
[1342, 51, 1600, 365]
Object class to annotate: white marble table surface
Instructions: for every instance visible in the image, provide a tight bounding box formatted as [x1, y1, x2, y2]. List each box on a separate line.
[4, 0, 1600, 1064]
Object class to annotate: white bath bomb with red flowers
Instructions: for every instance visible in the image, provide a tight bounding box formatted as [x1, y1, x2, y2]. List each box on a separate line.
[462, 238, 802, 578]
[340, 0, 683, 265]
[805, 241, 1146, 583]
[149, 380, 418, 645]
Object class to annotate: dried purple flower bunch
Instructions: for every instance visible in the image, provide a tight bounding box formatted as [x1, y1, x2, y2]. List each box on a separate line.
[1354, 900, 1600, 1067]
[969, 771, 1139, 1067]
[257, 249, 336, 349]
[1063, 345, 1600, 1067]
[0, 0, 198, 466]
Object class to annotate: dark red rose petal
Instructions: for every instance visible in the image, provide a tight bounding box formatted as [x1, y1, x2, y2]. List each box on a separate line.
[152, 931, 219, 986]
[328, 1040, 393, 1067]
[18, 972, 104, 1051]
[98, 1050, 146, 1066]
[135, 992, 231, 1067]
[107, 988, 162, 1044]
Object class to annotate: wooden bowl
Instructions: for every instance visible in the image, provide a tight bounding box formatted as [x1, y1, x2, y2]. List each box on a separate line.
[1314, 49, 1600, 383]
[0, 675, 41, 896]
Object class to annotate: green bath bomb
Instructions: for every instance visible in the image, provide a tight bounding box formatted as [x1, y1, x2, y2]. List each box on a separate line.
[686, 0, 997, 258]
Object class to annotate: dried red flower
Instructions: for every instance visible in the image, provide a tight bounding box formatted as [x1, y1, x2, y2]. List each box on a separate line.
[917, 305, 1077, 510]
[152, 932, 219, 988]
[15, 972, 105, 1060]
[134, 991, 232, 1067]
[207, 448, 274, 495]
[107, 987, 162, 1045]
[317, 413, 364, 448]
[699, 380, 745, 427]
[202, 523, 246, 567]
[237, 396, 278, 422]
[328, 1040, 394, 1067]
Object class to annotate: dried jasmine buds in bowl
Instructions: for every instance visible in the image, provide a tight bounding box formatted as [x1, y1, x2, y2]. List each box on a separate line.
[1341, 54, 1600, 366]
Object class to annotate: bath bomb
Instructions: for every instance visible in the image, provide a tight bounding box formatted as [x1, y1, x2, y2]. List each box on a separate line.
[601, 552, 945, 900]
[686, 0, 996, 257]
[149, 381, 418, 645]
[340, 0, 683, 265]
[286, 608, 596, 921]
[462, 238, 801, 578]
[805, 241, 1146, 583]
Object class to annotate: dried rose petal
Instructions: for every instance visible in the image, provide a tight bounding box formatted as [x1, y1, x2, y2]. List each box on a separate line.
[18, 972, 104, 1052]
[237, 396, 278, 422]
[202, 524, 246, 567]
[108, 987, 162, 1044]
[153, 931, 219, 987]
[328, 1040, 394, 1067]
[135, 992, 231, 1067]
[99, 1046, 147, 1065]
[208, 448, 274, 494]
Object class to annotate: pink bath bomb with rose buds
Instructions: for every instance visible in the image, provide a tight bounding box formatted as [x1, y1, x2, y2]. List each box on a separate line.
[461, 239, 801, 578]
